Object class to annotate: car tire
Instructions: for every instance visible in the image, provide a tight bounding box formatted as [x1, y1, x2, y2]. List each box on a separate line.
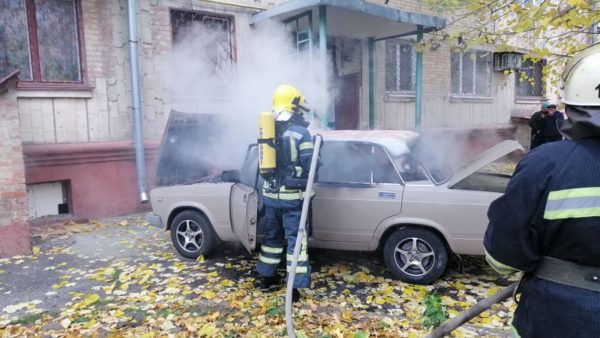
[170, 210, 217, 259]
[383, 227, 448, 284]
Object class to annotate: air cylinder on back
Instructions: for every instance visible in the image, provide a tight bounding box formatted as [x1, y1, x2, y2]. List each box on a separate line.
[258, 111, 276, 179]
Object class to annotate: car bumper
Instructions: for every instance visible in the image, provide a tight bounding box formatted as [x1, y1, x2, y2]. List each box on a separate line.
[146, 214, 164, 229]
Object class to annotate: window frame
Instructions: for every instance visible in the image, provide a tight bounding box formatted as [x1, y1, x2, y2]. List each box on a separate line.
[16, 0, 90, 91]
[451, 49, 492, 98]
[515, 58, 546, 99]
[385, 39, 416, 95]
[169, 8, 237, 63]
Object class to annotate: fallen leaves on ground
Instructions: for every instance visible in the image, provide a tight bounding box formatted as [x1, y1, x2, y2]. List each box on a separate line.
[0, 215, 517, 337]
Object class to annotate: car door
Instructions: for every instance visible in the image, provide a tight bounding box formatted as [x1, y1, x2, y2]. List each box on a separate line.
[311, 141, 405, 245]
[230, 145, 260, 253]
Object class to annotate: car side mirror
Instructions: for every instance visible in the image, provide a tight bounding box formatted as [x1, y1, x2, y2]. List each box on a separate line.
[222, 170, 241, 183]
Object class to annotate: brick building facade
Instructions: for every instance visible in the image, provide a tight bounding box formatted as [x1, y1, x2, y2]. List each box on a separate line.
[0, 0, 551, 255]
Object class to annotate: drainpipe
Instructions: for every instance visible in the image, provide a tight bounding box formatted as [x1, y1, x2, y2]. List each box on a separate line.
[127, 0, 148, 202]
[368, 37, 375, 129]
[415, 25, 424, 131]
[319, 5, 329, 128]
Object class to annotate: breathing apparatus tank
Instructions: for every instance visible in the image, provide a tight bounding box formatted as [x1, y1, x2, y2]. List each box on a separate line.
[258, 111, 277, 180]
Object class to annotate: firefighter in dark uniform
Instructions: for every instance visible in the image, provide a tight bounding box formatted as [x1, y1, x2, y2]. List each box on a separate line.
[484, 45, 600, 337]
[256, 84, 314, 302]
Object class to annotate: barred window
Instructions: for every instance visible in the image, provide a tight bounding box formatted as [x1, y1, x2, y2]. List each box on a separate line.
[0, 0, 84, 84]
[385, 40, 416, 93]
[515, 59, 546, 97]
[451, 50, 492, 97]
[171, 9, 235, 80]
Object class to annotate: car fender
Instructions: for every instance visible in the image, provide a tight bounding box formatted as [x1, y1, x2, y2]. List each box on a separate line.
[165, 200, 233, 242]
[369, 216, 457, 252]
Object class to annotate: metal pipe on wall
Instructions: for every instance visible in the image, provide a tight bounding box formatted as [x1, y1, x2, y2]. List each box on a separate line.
[127, 0, 148, 202]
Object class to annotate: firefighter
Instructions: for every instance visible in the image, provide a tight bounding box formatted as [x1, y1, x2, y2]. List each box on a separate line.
[256, 84, 314, 302]
[484, 44, 600, 337]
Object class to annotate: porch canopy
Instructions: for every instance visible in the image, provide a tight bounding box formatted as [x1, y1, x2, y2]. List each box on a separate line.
[251, 0, 446, 130]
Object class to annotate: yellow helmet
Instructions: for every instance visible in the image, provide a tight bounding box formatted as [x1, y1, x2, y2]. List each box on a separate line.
[272, 84, 309, 114]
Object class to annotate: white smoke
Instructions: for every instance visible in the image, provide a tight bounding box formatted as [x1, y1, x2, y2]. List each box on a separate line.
[163, 20, 332, 172]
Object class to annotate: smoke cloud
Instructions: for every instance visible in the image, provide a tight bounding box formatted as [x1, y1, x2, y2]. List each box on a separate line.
[162, 20, 331, 173]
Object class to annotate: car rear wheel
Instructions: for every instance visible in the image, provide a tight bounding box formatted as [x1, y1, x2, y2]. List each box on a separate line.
[170, 210, 217, 259]
[383, 227, 448, 284]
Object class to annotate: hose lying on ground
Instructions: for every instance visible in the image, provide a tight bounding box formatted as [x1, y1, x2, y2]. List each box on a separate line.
[426, 282, 518, 338]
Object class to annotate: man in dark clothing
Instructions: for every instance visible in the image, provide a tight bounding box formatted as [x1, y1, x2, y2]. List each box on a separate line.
[256, 84, 314, 302]
[484, 45, 600, 337]
[528, 103, 565, 150]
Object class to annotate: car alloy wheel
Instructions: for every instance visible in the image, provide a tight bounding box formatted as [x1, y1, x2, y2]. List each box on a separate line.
[175, 219, 204, 254]
[170, 210, 216, 259]
[393, 237, 435, 277]
[383, 227, 448, 284]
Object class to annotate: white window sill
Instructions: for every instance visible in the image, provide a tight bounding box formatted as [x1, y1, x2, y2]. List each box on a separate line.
[449, 95, 494, 103]
[16, 89, 93, 99]
[515, 96, 547, 104]
[384, 92, 415, 102]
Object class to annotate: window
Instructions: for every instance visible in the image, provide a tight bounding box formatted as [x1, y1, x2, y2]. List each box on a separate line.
[170, 9, 235, 80]
[385, 40, 416, 93]
[451, 50, 492, 97]
[515, 59, 546, 97]
[317, 141, 401, 184]
[0, 0, 84, 85]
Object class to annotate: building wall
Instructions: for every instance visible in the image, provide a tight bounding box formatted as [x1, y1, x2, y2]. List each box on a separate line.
[5, 0, 553, 227]
[0, 77, 30, 256]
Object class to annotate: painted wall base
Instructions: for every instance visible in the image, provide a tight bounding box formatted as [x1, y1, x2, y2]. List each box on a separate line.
[0, 222, 31, 257]
[23, 141, 159, 219]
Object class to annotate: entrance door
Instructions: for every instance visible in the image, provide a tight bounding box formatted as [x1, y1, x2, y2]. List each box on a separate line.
[334, 73, 360, 130]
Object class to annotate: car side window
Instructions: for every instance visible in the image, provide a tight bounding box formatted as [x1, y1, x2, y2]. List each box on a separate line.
[393, 154, 428, 182]
[317, 141, 400, 184]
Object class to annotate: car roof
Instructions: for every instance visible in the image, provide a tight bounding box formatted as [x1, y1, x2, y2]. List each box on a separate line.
[314, 129, 419, 157]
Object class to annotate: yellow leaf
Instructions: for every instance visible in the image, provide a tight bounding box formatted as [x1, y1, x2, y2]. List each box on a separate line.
[197, 255, 205, 263]
[84, 318, 97, 329]
[60, 318, 71, 329]
[202, 290, 216, 300]
[408, 330, 419, 338]
[32, 246, 41, 254]
[199, 323, 218, 336]
[84, 293, 100, 306]
[0, 269, 5, 274]
[115, 309, 125, 318]
[51, 281, 68, 289]
[220, 280, 234, 287]
[119, 220, 129, 226]
[341, 310, 353, 322]
[140, 332, 155, 338]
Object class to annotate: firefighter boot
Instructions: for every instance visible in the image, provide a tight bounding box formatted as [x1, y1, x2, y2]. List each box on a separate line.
[258, 276, 280, 291]
[292, 288, 301, 302]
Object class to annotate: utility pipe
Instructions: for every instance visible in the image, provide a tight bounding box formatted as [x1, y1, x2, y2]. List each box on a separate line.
[285, 135, 323, 338]
[127, 0, 148, 202]
[319, 6, 329, 128]
[415, 25, 424, 131]
[368, 37, 375, 129]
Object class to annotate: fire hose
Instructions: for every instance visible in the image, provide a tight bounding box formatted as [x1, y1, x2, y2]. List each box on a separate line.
[285, 134, 323, 338]
[426, 281, 519, 338]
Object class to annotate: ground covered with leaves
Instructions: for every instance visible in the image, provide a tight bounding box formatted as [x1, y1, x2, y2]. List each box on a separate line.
[0, 215, 517, 337]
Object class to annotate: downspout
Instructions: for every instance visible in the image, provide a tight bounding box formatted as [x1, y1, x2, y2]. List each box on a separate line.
[319, 5, 329, 128]
[415, 25, 424, 131]
[127, 0, 148, 202]
[368, 37, 375, 129]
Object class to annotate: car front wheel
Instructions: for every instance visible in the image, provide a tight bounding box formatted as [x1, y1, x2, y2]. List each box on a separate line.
[170, 210, 217, 259]
[383, 227, 448, 284]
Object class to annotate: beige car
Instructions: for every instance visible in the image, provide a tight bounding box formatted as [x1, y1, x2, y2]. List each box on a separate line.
[149, 112, 524, 284]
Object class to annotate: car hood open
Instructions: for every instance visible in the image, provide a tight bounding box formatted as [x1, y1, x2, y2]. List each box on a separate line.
[447, 140, 524, 188]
